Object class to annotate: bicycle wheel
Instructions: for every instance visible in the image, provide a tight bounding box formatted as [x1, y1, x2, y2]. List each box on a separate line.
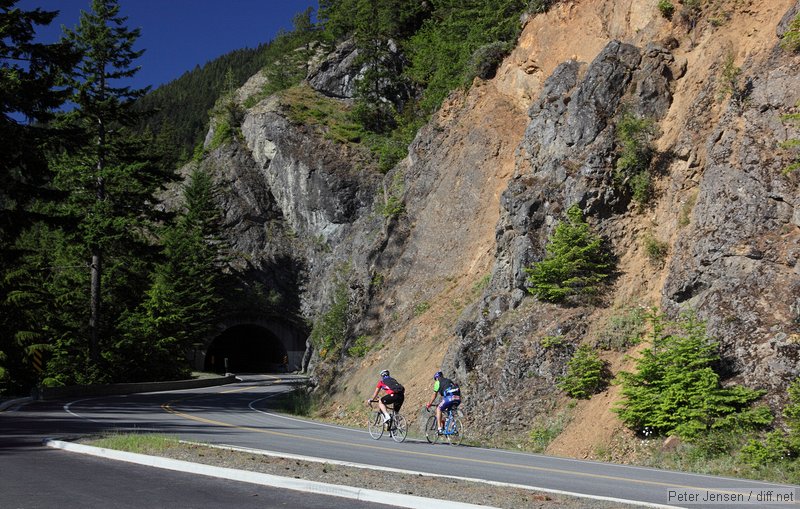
[445, 416, 464, 446]
[424, 415, 439, 444]
[390, 413, 408, 443]
[368, 411, 384, 439]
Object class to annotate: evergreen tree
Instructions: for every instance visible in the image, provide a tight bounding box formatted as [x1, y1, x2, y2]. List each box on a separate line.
[47, 0, 167, 381]
[525, 204, 612, 303]
[0, 1, 78, 394]
[615, 311, 772, 440]
[406, 0, 525, 114]
[114, 167, 224, 381]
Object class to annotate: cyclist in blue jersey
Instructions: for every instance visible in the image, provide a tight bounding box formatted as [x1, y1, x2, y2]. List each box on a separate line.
[425, 371, 461, 433]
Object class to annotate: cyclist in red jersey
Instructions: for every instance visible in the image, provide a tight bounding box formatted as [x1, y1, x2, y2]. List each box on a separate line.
[365, 369, 405, 423]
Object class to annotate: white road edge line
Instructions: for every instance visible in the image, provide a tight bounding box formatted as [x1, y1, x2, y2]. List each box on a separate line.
[44, 439, 492, 509]
[45, 439, 683, 509]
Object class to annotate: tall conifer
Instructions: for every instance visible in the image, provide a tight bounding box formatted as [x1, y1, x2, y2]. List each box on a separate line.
[52, 0, 167, 378]
[0, 1, 78, 393]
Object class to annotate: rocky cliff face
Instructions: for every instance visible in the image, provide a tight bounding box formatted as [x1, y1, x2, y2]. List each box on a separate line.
[191, 0, 800, 458]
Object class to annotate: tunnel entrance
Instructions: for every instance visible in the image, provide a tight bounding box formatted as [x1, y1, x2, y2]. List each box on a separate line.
[204, 324, 287, 374]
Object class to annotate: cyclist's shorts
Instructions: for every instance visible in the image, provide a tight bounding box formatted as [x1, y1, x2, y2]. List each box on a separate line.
[381, 392, 404, 413]
[438, 394, 461, 412]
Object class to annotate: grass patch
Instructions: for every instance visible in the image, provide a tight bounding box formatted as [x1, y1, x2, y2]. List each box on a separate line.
[527, 410, 573, 453]
[87, 433, 181, 454]
[272, 387, 316, 416]
[281, 85, 366, 144]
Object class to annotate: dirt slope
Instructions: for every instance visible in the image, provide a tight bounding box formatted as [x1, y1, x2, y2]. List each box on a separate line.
[319, 0, 797, 460]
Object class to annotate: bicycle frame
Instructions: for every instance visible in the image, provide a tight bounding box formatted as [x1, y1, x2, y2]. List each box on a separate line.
[425, 404, 464, 445]
[442, 406, 459, 435]
[367, 400, 407, 443]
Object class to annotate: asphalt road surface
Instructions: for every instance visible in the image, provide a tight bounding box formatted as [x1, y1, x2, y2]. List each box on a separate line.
[2, 374, 798, 509]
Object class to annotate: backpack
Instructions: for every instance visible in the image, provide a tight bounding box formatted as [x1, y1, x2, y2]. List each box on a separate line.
[444, 381, 460, 397]
[440, 377, 460, 397]
[383, 376, 405, 393]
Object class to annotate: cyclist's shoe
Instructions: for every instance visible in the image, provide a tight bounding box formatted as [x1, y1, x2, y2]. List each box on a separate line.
[383, 414, 391, 423]
[437, 428, 443, 435]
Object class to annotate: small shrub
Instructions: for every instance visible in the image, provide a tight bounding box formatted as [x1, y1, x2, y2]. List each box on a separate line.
[678, 191, 697, 227]
[781, 12, 800, 53]
[465, 41, 510, 83]
[558, 345, 610, 399]
[541, 334, 566, 349]
[614, 110, 657, 204]
[208, 118, 232, 151]
[378, 170, 405, 219]
[742, 377, 800, 466]
[643, 234, 669, 266]
[347, 335, 372, 358]
[528, 411, 571, 452]
[780, 107, 800, 175]
[717, 52, 747, 106]
[309, 281, 350, 360]
[413, 301, 431, 316]
[275, 387, 315, 416]
[680, 0, 702, 31]
[741, 431, 794, 466]
[472, 274, 491, 295]
[658, 0, 675, 20]
[528, 0, 559, 14]
[596, 307, 646, 351]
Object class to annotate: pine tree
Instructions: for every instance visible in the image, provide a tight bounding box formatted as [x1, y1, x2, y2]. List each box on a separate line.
[525, 204, 612, 303]
[0, 1, 78, 394]
[614, 311, 772, 440]
[49, 0, 168, 380]
[114, 167, 224, 381]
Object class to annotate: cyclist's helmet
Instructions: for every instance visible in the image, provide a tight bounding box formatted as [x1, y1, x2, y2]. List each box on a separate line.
[380, 369, 390, 377]
[433, 371, 443, 380]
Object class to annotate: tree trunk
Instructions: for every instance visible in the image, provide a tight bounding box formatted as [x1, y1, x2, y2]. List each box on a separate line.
[89, 250, 101, 363]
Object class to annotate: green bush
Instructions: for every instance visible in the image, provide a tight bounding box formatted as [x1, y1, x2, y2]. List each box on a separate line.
[309, 281, 350, 359]
[378, 170, 405, 219]
[413, 301, 431, 316]
[597, 307, 646, 351]
[558, 345, 610, 399]
[657, 0, 675, 20]
[741, 377, 800, 466]
[528, 411, 571, 452]
[781, 12, 800, 52]
[614, 110, 657, 204]
[643, 234, 669, 266]
[741, 431, 794, 466]
[541, 334, 566, 349]
[347, 335, 372, 358]
[465, 41, 511, 83]
[615, 311, 772, 440]
[528, 0, 559, 14]
[525, 205, 613, 303]
[717, 52, 745, 105]
[781, 108, 800, 175]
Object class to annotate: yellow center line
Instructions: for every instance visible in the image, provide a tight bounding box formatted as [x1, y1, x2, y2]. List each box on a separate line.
[161, 385, 757, 497]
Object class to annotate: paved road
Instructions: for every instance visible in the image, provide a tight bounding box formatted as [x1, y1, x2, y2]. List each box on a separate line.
[3, 374, 799, 508]
[0, 376, 399, 509]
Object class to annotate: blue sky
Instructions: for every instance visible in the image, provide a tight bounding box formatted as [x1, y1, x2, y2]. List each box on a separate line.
[18, 1, 318, 90]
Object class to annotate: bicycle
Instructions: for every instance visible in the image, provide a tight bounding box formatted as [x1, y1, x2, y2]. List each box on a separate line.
[367, 400, 407, 443]
[425, 405, 464, 445]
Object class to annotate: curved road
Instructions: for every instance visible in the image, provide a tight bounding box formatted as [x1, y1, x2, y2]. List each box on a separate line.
[3, 374, 798, 509]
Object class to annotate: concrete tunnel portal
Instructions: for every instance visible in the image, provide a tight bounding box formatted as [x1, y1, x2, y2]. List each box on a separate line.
[202, 320, 305, 374]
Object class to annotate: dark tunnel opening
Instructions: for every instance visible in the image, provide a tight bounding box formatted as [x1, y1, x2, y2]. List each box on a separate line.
[204, 324, 287, 374]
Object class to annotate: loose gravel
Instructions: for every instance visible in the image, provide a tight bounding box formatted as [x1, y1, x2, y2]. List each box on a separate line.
[88, 439, 645, 509]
